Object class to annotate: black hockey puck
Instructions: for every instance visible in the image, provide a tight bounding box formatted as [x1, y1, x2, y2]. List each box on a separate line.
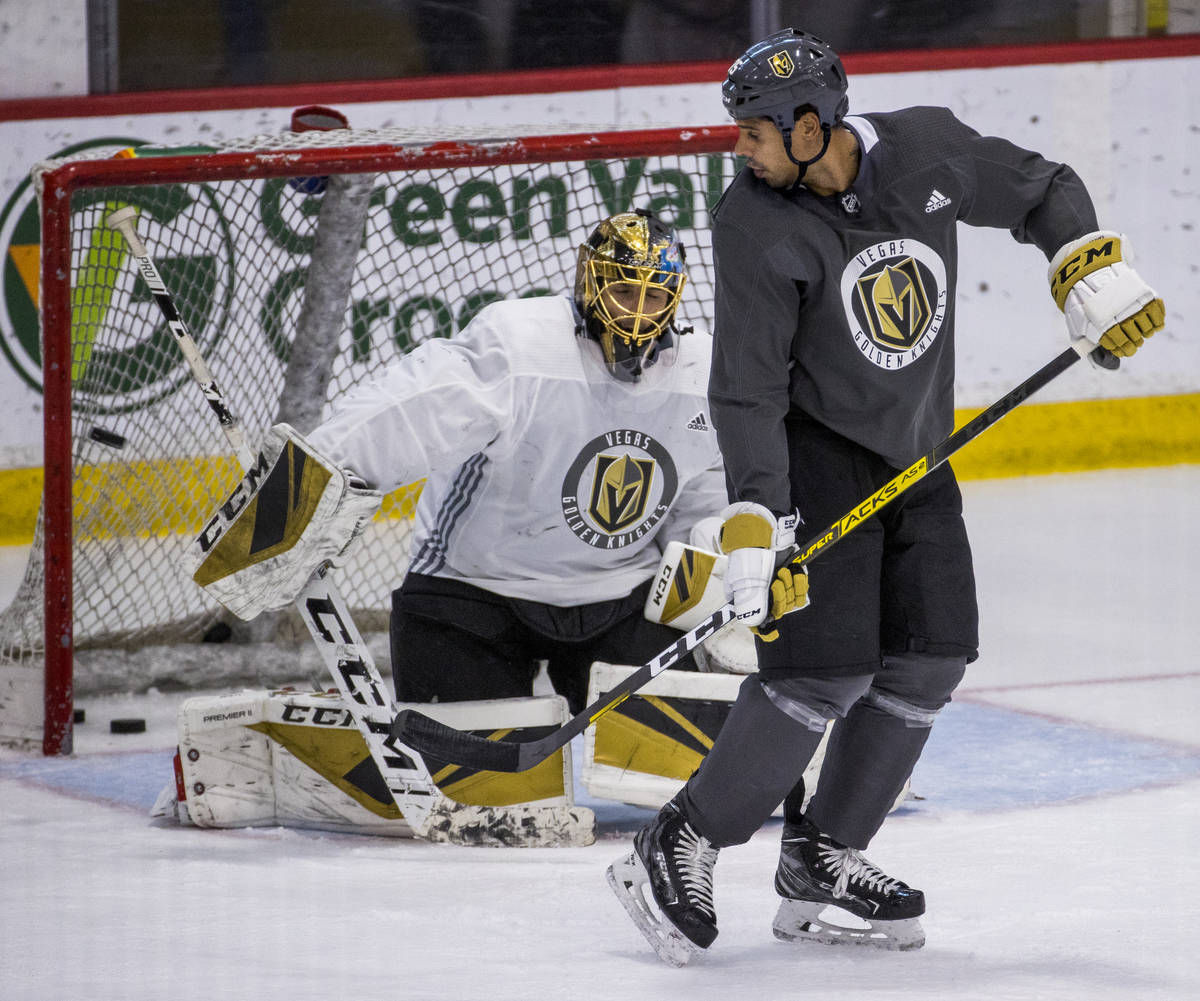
[88, 426, 127, 449]
[110, 718, 146, 734]
[73, 708, 86, 724]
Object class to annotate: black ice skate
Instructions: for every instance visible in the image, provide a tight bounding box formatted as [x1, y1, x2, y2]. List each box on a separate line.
[606, 800, 719, 966]
[773, 816, 926, 951]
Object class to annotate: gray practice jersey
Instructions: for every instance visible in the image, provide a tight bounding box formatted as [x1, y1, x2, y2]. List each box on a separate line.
[710, 106, 1099, 514]
[309, 295, 726, 605]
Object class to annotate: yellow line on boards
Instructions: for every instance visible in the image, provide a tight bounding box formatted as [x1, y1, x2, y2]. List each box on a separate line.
[0, 455, 425, 546]
[949, 392, 1200, 479]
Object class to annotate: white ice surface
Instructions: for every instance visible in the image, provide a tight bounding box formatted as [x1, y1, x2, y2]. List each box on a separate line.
[2, 466, 1199, 1001]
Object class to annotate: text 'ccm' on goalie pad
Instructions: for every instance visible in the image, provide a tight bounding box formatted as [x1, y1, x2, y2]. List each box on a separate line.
[190, 424, 381, 620]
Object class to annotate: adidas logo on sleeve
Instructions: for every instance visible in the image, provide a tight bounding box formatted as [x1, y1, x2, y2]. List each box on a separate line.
[686, 412, 710, 432]
[924, 189, 951, 213]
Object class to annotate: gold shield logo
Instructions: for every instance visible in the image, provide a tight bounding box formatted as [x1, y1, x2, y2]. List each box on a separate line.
[854, 258, 932, 351]
[769, 50, 795, 78]
[840, 238, 948, 371]
[589, 453, 655, 533]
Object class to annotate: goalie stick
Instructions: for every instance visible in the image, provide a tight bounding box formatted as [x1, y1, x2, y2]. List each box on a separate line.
[393, 340, 1114, 773]
[105, 207, 590, 846]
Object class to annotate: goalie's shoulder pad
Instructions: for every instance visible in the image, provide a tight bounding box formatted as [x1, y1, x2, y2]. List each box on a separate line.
[189, 423, 381, 620]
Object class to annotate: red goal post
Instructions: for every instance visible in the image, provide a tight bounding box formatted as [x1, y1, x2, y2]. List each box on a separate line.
[1, 122, 739, 754]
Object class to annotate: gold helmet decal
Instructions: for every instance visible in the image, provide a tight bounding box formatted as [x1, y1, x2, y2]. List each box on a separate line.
[768, 50, 795, 78]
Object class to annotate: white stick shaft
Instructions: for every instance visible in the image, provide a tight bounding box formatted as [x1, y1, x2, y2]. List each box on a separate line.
[105, 207, 256, 469]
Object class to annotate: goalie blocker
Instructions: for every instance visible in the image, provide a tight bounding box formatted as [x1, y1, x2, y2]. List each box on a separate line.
[189, 424, 382, 620]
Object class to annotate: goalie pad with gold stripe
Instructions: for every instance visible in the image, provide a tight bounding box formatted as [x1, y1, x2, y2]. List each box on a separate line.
[643, 540, 728, 632]
[189, 423, 381, 620]
[581, 664, 909, 816]
[152, 689, 594, 847]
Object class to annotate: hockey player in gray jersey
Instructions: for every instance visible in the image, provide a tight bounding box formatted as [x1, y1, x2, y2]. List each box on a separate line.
[303, 209, 726, 714]
[608, 29, 1164, 965]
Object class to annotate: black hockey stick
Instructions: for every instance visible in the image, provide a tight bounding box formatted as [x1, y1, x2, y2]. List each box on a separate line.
[393, 342, 1109, 772]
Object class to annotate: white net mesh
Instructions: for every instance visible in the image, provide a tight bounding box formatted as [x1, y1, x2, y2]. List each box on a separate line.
[0, 124, 737, 748]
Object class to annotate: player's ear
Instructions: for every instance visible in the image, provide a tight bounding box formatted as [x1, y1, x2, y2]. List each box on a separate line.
[792, 109, 822, 139]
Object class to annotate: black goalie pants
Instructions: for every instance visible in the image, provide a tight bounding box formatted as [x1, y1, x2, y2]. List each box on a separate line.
[390, 572, 698, 714]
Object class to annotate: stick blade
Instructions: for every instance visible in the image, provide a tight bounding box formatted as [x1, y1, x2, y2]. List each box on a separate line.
[391, 709, 522, 772]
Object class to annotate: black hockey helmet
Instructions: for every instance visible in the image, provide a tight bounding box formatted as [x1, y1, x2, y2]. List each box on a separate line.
[574, 209, 687, 383]
[722, 28, 849, 133]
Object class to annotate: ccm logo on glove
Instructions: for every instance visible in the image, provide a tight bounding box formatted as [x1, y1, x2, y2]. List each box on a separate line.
[1048, 230, 1164, 361]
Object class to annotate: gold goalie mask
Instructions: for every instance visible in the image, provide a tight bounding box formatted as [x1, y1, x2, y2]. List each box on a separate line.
[575, 209, 687, 383]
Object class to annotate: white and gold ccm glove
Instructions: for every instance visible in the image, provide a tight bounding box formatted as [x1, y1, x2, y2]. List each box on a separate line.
[188, 423, 382, 620]
[717, 502, 808, 635]
[1048, 230, 1165, 362]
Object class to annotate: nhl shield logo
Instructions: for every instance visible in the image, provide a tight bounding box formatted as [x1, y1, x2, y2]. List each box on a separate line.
[769, 50, 795, 78]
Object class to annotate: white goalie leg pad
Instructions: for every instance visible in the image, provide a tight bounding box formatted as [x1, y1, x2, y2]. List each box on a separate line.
[162, 688, 595, 846]
[582, 664, 829, 816]
[644, 540, 728, 632]
[606, 852, 703, 967]
[169, 691, 277, 828]
[189, 423, 382, 621]
[772, 898, 925, 951]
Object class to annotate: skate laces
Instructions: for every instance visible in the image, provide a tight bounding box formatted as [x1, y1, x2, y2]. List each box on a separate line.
[672, 823, 719, 919]
[818, 845, 904, 900]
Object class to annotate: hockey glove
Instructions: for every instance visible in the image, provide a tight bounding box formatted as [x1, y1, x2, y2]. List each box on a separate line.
[1048, 230, 1164, 363]
[188, 423, 382, 620]
[717, 502, 808, 630]
[643, 540, 728, 632]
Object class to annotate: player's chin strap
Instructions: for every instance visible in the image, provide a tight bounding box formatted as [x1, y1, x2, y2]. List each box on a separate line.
[784, 123, 832, 189]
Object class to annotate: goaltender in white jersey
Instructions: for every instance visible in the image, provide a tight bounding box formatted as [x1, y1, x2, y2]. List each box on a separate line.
[305, 209, 726, 712]
[309, 296, 722, 605]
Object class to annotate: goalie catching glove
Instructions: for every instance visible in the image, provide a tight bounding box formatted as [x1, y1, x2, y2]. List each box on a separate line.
[189, 423, 382, 620]
[718, 502, 809, 636]
[1048, 230, 1164, 362]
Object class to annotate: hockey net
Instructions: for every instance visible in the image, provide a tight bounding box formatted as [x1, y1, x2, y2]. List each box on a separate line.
[0, 121, 738, 753]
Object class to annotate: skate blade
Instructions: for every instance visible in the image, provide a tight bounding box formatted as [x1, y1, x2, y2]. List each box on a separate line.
[772, 898, 925, 951]
[606, 853, 703, 967]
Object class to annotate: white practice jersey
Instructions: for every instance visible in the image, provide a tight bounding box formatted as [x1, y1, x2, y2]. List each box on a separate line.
[309, 295, 726, 605]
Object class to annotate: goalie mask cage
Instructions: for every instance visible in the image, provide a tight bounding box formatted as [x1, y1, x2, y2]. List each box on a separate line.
[0, 122, 739, 754]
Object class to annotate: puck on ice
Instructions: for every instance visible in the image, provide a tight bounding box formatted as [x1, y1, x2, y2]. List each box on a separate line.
[110, 718, 146, 734]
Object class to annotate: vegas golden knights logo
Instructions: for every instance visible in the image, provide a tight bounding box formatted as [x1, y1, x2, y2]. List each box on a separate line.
[589, 453, 655, 533]
[561, 429, 677, 547]
[855, 257, 932, 351]
[840, 238, 947, 371]
[769, 50, 795, 78]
